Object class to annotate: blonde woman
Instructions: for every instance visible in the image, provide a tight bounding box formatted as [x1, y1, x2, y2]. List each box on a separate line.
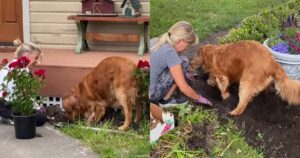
[150, 21, 212, 108]
[0, 41, 47, 126]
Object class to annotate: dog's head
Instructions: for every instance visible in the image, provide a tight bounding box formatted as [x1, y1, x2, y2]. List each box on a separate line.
[190, 44, 216, 72]
[62, 87, 80, 121]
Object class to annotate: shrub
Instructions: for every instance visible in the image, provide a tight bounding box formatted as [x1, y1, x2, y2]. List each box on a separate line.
[219, 0, 300, 44]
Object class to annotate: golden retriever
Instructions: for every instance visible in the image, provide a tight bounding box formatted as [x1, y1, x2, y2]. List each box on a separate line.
[191, 40, 300, 115]
[63, 56, 142, 130]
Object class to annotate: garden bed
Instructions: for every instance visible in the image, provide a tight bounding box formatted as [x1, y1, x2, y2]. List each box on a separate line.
[191, 69, 300, 158]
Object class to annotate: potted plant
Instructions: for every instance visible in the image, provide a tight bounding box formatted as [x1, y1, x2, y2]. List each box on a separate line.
[134, 60, 150, 116]
[263, 27, 300, 80]
[0, 57, 46, 139]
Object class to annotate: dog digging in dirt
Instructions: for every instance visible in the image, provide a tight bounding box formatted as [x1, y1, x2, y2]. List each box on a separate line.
[62, 56, 143, 130]
[191, 40, 300, 116]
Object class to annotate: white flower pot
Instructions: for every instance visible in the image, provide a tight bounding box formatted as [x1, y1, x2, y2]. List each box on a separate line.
[263, 39, 300, 80]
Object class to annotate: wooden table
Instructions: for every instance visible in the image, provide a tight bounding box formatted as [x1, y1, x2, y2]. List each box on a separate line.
[68, 15, 150, 55]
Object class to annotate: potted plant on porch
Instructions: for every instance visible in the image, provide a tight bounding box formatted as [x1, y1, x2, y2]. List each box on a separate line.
[0, 57, 46, 139]
[263, 27, 300, 80]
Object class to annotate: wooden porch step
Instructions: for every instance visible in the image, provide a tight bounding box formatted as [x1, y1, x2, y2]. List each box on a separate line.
[0, 49, 149, 96]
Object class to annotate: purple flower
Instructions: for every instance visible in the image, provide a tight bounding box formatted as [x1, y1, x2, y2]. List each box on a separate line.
[272, 42, 289, 54]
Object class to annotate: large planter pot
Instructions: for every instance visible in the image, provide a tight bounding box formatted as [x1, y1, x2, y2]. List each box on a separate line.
[12, 112, 37, 139]
[263, 39, 300, 80]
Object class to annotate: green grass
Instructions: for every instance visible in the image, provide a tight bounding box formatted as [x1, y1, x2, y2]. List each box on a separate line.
[151, 0, 289, 40]
[213, 120, 264, 158]
[60, 119, 150, 158]
[152, 105, 264, 158]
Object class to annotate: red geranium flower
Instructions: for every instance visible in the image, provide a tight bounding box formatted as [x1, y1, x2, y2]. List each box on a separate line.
[8, 62, 19, 69]
[34, 69, 46, 79]
[17, 56, 30, 68]
[137, 60, 144, 68]
[143, 61, 150, 68]
[2, 91, 7, 97]
[137, 60, 150, 68]
[1, 58, 8, 66]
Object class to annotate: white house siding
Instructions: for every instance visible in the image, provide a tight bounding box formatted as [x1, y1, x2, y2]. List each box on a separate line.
[29, 0, 150, 51]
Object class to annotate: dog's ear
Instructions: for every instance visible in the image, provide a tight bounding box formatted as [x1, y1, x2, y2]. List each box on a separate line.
[202, 44, 217, 62]
[69, 87, 80, 98]
[70, 87, 76, 95]
[202, 44, 216, 54]
[197, 46, 204, 56]
[69, 87, 82, 106]
[191, 44, 216, 71]
[196, 44, 214, 55]
[190, 46, 207, 70]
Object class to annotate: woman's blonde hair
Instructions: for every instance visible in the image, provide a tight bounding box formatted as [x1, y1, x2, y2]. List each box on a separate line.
[13, 39, 42, 64]
[151, 21, 199, 51]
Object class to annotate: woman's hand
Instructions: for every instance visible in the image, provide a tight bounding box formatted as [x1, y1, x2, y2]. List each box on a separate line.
[169, 64, 213, 106]
[197, 95, 212, 106]
[185, 71, 195, 83]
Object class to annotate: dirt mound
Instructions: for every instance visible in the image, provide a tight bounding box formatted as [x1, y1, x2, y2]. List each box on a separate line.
[186, 122, 217, 154]
[193, 71, 300, 158]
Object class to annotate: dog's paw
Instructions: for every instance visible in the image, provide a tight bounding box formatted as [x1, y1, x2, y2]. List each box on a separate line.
[207, 79, 217, 87]
[229, 109, 242, 116]
[118, 125, 129, 131]
[222, 92, 230, 100]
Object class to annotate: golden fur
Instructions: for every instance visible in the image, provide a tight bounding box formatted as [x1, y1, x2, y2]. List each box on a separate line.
[191, 40, 300, 115]
[63, 56, 142, 130]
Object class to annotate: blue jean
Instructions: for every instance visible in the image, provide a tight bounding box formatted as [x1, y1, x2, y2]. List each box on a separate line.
[150, 56, 189, 103]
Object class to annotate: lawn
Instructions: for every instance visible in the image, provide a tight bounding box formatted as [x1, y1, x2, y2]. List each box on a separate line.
[151, 0, 289, 40]
[61, 118, 150, 158]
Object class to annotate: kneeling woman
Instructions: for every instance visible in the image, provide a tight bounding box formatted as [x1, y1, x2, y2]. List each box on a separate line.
[150, 21, 212, 108]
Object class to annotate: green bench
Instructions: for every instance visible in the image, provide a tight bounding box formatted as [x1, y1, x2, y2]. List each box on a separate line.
[68, 15, 150, 55]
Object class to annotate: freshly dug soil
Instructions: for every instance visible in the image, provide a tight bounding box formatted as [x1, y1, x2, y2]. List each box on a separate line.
[186, 121, 217, 154]
[192, 71, 300, 158]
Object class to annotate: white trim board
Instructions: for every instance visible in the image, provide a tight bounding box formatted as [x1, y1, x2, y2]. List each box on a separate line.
[22, 0, 30, 43]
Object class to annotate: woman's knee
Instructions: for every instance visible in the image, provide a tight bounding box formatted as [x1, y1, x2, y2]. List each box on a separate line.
[36, 110, 48, 126]
[0, 101, 13, 119]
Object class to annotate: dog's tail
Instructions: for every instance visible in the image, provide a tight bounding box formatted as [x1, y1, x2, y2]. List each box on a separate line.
[272, 63, 300, 105]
